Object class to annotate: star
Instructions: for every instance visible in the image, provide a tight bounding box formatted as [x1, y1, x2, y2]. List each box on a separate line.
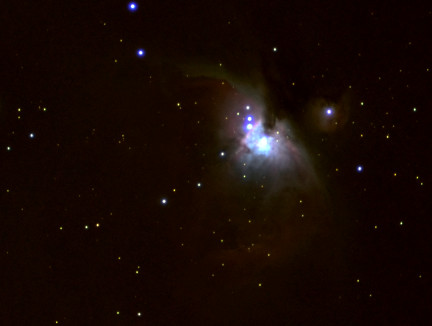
[128, 2, 138, 12]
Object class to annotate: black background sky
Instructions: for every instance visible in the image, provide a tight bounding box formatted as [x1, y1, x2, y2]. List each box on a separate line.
[1, 1, 431, 325]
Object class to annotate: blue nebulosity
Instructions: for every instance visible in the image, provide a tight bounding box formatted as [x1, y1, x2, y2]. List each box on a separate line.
[228, 102, 314, 188]
[244, 123, 274, 156]
[256, 136, 271, 155]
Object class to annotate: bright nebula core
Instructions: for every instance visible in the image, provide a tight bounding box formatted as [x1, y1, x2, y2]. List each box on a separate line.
[244, 121, 274, 156]
[220, 94, 317, 190]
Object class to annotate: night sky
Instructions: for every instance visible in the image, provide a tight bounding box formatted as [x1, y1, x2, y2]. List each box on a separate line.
[1, 1, 431, 325]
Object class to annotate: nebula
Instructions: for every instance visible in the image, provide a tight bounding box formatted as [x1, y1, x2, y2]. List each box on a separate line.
[215, 80, 319, 193]
[164, 71, 337, 325]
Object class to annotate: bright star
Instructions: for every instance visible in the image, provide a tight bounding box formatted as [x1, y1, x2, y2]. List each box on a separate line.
[128, 2, 138, 11]
[357, 165, 363, 172]
[137, 49, 146, 57]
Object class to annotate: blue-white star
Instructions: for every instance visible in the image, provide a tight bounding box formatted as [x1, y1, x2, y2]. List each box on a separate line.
[128, 2, 138, 12]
